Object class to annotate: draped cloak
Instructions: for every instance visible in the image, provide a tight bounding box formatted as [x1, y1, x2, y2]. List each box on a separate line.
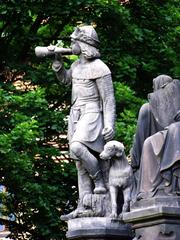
[131, 80, 180, 198]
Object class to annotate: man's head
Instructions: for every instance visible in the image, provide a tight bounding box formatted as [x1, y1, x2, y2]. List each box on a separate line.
[153, 75, 173, 91]
[70, 26, 100, 59]
[71, 26, 100, 47]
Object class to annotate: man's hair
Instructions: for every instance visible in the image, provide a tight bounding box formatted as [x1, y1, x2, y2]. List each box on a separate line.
[78, 41, 100, 59]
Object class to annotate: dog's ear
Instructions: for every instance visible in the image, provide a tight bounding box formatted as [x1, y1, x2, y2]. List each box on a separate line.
[113, 144, 116, 151]
[115, 142, 124, 157]
[116, 150, 122, 157]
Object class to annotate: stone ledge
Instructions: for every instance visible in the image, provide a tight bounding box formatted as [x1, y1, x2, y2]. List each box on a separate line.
[130, 196, 180, 210]
[123, 202, 180, 240]
[66, 217, 132, 240]
[123, 206, 180, 224]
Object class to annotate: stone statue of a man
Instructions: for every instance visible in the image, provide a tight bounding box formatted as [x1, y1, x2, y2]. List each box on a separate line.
[52, 26, 116, 215]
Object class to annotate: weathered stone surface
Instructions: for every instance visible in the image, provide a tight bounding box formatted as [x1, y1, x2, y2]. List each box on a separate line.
[128, 76, 180, 239]
[123, 197, 180, 240]
[131, 75, 180, 199]
[100, 141, 133, 218]
[36, 25, 134, 239]
[52, 25, 116, 219]
[131, 196, 180, 210]
[67, 217, 133, 240]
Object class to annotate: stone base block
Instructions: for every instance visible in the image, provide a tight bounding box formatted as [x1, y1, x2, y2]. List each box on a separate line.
[66, 217, 133, 240]
[123, 204, 180, 240]
[131, 196, 180, 210]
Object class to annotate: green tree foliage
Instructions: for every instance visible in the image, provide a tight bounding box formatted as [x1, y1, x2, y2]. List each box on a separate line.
[114, 82, 145, 153]
[0, 0, 179, 239]
[0, 83, 77, 239]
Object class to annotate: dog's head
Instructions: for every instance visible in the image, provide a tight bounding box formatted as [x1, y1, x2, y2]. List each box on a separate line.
[100, 140, 124, 160]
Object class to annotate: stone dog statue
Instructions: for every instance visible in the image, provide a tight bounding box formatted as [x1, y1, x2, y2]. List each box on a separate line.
[100, 140, 133, 218]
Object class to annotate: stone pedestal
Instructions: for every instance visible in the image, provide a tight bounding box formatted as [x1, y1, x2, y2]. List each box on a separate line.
[66, 217, 133, 240]
[123, 197, 180, 240]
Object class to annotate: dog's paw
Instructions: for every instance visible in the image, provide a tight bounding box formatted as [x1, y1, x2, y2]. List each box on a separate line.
[122, 203, 130, 213]
[109, 212, 118, 219]
[118, 213, 123, 220]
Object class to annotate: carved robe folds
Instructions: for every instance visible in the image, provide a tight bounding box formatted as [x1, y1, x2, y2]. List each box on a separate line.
[131, 79, 180, 199]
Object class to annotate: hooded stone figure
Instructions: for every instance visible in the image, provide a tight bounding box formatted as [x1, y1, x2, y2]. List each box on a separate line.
[52, 26, 116, 217]
[131, 75, 180, 199]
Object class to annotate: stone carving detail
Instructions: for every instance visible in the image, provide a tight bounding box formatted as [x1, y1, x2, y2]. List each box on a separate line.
[35, 26, 135, 240]
[131, 75, 180, 200]
[35, 26, 134, 222]
[134, 225, 177, 240]
[160, 224, 174, 237]
[125, 75, 180, 240]
[100, 140, 133, 218]
[52, 26, 115, 220]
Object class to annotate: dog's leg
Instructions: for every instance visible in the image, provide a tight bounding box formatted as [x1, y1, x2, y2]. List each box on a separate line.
[109, 185, 118, 218]
[122, 186, 131, 213]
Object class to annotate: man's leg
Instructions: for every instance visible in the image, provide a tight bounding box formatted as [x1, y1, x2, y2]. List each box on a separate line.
[76, 161, 92, 204]
[70, 141, 106, 194]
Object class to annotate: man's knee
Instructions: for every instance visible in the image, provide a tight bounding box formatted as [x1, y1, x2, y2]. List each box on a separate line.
[70, 141, 83, 157]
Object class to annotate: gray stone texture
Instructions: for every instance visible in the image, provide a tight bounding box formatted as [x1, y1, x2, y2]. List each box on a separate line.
[52, 26, 116, 214]
[131, 76, 180, 199]
[67, 217, 132, 240]
[126, 75, 180, 240]
[49, 26, 131, 239]
[123, 197, 180, 240]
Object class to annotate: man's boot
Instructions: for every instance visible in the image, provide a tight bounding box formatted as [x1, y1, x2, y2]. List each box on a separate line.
[61, 162, 93, 221]
[91, 170, 106, 194]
